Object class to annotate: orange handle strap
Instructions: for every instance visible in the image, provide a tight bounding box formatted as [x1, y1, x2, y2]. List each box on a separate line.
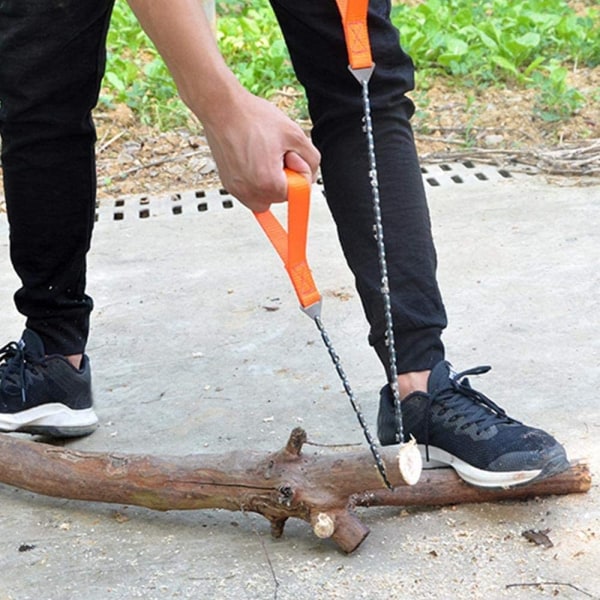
[254, 169, 321, 310]
[334, 0, 373, 70]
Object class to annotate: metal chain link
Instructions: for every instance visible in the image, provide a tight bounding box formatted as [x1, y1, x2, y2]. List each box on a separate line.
[313, 315, 393, 490]
[360, 79, 404, 446]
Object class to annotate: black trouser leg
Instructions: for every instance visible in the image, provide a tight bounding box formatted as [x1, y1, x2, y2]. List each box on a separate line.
[269, 0, 447, 376]
[0, 0, 115, 354]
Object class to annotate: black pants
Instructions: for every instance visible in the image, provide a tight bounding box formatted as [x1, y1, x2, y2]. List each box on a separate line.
[0, 0, 447, 374]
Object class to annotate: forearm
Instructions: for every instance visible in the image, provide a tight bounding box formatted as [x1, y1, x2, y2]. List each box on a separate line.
[125, 0, 320, 210]
[126, 0, 240, 125]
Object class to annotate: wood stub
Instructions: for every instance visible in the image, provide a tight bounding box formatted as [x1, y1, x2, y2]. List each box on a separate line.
[330, 510, 371, 554]
[284, 427, 307, 457]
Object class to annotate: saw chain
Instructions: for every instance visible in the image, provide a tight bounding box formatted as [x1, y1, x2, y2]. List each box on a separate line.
[254, 170, 393, 489]
[252, 0, 407, 490]
[335, 0, 404, 444]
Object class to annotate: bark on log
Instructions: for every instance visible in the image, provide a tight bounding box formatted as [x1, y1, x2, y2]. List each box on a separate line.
[0, 428, 590, 553]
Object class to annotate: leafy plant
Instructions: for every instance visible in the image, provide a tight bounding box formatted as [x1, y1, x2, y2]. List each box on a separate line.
[391, 0, 599, 84]
[216, 5, 296, 97]
[102, 0, 296, 127]
[101, 0, 598, 127]
[103, 1, 189, 126]
[390, 0, 598, 119]
[533, 64, 585, 122]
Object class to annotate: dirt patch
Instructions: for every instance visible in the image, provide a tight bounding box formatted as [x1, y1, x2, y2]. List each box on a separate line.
[412, 67, 599, 153]
[91, 67, 599, 201]
[0, 68, 598, 210]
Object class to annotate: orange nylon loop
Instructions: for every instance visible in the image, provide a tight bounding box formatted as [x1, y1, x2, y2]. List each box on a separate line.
[254, 170, 321, 310]
[335, 0, 373, 70]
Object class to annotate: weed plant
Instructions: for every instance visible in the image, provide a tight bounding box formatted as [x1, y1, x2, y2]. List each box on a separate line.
[103, 0, 599, 128]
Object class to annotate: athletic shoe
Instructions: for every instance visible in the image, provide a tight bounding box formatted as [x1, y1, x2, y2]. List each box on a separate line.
[377, 361, 569, 488]
[0, 329, 98, 437]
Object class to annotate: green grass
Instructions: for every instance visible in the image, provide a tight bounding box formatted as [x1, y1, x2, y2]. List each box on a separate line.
[390, 0, 599, 121]
[103, 3, 189, 127]
[216, 2, 298, 96]
[102, 0, 296, 127]
[391, 0, 599, 81]
[102, 0, 599, 128]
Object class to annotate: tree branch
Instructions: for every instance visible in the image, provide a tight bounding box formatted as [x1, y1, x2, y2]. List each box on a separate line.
[0, 429, 590, 553]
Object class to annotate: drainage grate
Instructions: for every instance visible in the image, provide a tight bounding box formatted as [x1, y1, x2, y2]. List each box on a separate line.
[420, 161, 512, 188]
[95, 161, 514, 223]
[95, 188, 238, 222]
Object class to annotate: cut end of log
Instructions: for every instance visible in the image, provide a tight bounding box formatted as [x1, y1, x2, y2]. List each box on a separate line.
[397, 438, 422, 486]
[312, 512, 335, 539]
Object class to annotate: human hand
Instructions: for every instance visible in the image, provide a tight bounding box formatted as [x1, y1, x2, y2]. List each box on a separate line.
[201, 89, 320, 213]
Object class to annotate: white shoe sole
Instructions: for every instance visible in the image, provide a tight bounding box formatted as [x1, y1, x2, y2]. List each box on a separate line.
[418, 444, 543, 488]
[0, 403, 98, 436]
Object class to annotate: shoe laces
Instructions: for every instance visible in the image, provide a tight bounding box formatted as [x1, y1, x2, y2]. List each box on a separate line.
[422, 365, 519, 460]
[0, 340, 40, 404]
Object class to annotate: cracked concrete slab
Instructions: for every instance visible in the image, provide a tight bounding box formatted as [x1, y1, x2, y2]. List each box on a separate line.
[0, 167, 598, 600]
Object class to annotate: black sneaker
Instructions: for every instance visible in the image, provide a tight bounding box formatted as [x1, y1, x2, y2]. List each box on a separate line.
[377, 361, 569, 488]
[0, 329, 98, 437]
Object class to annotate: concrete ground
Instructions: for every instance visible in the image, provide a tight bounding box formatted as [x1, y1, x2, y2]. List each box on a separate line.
[1, 163, 599, 600]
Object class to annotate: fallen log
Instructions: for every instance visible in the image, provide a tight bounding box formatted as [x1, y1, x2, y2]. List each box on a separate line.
[0, 428, 590, 553]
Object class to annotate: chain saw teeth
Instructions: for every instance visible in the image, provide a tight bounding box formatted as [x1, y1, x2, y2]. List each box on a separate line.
[314, 316, 393, 490]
